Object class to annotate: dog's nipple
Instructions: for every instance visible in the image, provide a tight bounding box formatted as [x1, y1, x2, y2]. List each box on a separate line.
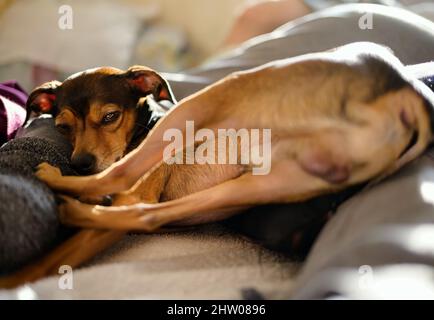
[400, 109, 414, 130]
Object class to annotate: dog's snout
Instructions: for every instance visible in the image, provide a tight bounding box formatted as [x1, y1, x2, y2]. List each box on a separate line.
[71, 153, 96, 175]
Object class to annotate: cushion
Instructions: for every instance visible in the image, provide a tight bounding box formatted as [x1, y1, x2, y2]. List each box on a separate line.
[167, 3, 434, 99]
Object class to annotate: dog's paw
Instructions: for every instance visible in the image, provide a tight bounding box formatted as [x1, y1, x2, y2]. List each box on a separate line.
[78, 194, 113, 206]
[57, 195, 96, 227]
[35, 162, 63, 187]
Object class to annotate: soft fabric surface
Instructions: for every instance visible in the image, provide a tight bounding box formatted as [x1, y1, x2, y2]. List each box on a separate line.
[0, 118, 74, 275]
[167, 4, 434, 99]
[1, 225, 299, 299]
[291, 154, 434, 299]
[0, 80, 27, 144]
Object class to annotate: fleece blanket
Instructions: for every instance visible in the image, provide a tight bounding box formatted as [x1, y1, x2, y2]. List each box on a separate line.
[2, 225, 299, 299]
[0, 118, 75, 275]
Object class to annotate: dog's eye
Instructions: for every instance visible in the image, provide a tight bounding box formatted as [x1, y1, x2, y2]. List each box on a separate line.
[56, 124, 72, 135]
[101, 111, 121, 125]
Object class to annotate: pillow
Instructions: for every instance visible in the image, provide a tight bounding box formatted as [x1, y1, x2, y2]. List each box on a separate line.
[167, 3, 434, 100]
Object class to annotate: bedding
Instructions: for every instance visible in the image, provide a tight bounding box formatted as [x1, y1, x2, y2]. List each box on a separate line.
[292, 154, 434, 299]
[0, 117, 75, 275]
[167, 4, 434, 100]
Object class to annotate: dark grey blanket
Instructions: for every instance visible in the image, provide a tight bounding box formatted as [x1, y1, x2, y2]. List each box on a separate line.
[0, 118, 75, 275]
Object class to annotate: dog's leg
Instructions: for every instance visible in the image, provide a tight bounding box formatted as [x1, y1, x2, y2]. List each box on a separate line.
[56, 157, 332, 231]
[36, 53, 434, 199]
[34, 71, 261, 197]
[34, 94, 210, 196]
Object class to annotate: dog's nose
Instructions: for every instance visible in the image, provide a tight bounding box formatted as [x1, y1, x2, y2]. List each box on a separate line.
[71, 153, 96, 175]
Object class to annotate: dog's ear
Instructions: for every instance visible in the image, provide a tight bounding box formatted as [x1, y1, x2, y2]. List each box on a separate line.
[26, 80, 62, 121]
[124, 66, 176, 103]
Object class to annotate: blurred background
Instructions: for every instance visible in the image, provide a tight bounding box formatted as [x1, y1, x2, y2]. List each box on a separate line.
[0, 0, 432, 92]
[0, 0, 251, 91]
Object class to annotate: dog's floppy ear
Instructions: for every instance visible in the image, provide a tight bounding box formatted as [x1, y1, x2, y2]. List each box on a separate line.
[124, 66, 176, 103]
[26, 80, 62, 122]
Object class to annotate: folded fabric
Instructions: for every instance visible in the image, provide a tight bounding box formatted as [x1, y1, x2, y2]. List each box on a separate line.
[0, 80, 27, 145]
[291, 155, 434, 299]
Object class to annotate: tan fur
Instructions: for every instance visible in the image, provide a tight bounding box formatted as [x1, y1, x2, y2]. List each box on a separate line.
[56, 103, 137, 172]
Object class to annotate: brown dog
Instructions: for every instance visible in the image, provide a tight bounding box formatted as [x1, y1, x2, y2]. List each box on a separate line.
[25, 66, 176, 175]
[1, 43, 433, 288]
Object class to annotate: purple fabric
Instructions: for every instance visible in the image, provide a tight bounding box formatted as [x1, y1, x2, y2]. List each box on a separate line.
[0, 81, 28, 144]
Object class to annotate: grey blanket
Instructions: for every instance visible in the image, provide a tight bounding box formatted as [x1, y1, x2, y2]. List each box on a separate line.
[0, 118, 74, 274]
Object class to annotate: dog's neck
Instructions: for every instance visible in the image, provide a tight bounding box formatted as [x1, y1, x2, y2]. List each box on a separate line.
[127, 105, 153, 152]
[127, 97, 175, 153]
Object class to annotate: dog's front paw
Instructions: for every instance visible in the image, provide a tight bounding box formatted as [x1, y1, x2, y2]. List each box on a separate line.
[35, 162, 63, 188]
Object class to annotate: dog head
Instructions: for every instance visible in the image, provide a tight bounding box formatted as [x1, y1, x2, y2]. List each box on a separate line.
[26, 66, 176, 174]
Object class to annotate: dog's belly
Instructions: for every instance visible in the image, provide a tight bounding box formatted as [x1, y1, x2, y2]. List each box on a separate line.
[161, 162, 244, 201]
[160, 162, 246, 225]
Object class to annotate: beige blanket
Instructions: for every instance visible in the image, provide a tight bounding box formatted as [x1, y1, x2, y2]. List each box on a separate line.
[2, 225, 298, 299]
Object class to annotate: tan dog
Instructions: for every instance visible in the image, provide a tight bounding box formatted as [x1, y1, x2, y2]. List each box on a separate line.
[1, 43, 433, 288]
[24, 66, 176, 176]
